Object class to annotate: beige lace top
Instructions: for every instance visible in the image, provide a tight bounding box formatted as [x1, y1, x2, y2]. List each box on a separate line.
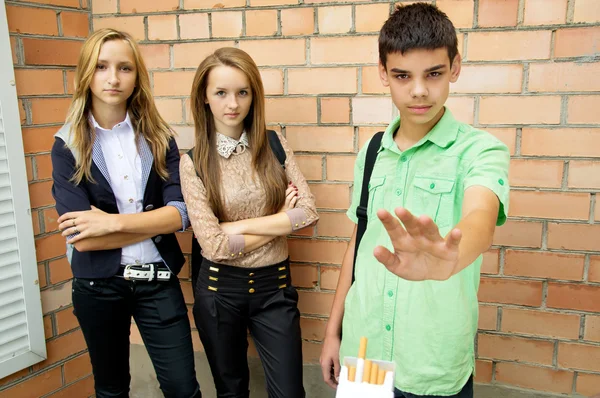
[180, 132, 318, 268]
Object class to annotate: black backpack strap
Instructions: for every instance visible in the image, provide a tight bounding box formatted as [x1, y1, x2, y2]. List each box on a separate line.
[267, 129, 286, 167]
[351, 131, 384, 284]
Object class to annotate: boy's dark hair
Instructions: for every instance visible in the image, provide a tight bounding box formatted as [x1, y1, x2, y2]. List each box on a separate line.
[379, 3, 458, 68]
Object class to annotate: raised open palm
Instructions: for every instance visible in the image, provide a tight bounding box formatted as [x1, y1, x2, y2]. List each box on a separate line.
[373, 207, 462, 281]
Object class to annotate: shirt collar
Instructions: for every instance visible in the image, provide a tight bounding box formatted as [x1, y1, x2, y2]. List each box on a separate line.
[89, 112, 133, 132]
[381, 107, 460, 153]
[216, 131, 249, 159]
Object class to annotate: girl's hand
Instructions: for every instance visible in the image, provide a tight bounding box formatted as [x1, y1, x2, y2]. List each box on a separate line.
[57, 206, 121, 243]
[279, 183, 298, 212]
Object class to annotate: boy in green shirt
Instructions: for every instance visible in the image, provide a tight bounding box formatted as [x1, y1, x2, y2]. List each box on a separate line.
[320, 3, 510, 397]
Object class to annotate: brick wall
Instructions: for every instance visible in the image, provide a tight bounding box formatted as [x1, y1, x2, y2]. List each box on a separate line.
[1, 0, 599, 396]
[0, 0, 93, 397]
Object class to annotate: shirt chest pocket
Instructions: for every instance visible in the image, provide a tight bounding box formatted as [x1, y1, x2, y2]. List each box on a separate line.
[367, 176, 386, 221]
[410, 176, 456, 229]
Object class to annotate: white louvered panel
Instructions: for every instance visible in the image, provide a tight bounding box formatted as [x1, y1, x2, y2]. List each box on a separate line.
[0, 0, 47, 378]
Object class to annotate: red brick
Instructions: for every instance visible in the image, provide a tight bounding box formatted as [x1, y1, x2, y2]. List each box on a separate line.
[358, 126, 387, 148]
[478, 304, 497, 330]
[148, 15, 177, 41]
[22, 127, 58, 154]
[265, 97, 317, 123]
[46, 375, 94, 398]
[31, 210, 41, 235]
[179, 13, 209, 40]
[35, 329, 86, 370]
[311, 36, 378, 64]
[478, 334, 555, 365]
[139, 44, 170, 69]
[477, 0, 519, 27]
[23, 0, 81, 7]
[302, 340, 322, 364]
[280, 8, 315, 36]
[55, 307, 78, 334]
[584, 315, 600, 342]
[23, 38, 82, 66]
[288, 239, 347, 264]
[310, 183, 350, 210]
[529, 63, 600, 93]
[478, 277, 543, 306]
[504, 250, 584, 281]
[0, 367, 30, 390]
[92, 0, 117, 14]
[568, 96, 600, 124]
[467, 31, 551, 61]
[63, 353, 92, 383]
[502, 308, 580, 339]
[186, 0, 245, 8]
[245, 10, 278, 37]
[475, 360, 493, 383]
[30, 98, 71, 125]
[437, 0, 474, 28]
[43, 314, 52, 338]
[66, 70, 75, 94]
[239, 39, 306, 66]
[576, 373, 600, 396]
[295, 155, 322, 181]
[173, 41, 235, 68]
[290, 264, 318, 288]
[317, 212, 354, 238]
[523, 0, 567, 25]
[61, 11, 89, 38]
[509, 191, 589, 220]
[43, 208, 59, 233]
[326, 155, 355, 181]
[569, 161, 600, 189]
[29, 180, 54, 209]
[93, 16, 145, 41]
[479, 96, 561, 125]
[547, 282, 600, 313]
[10, 36, 18, 65]
[493, 220, 543, 248]
[212, 11, 243, 38]
[361, 65, 387, 94]
[288, 68, 357, 94]
[120, 0, 179, 13]
[352, 97, 394, 125]
[300, 317, 327, 341]
[321, 97, 350, 123]
[355, 3, 390, 32]
[7, 6, 58, 36]
[320, 266, 340, 290]
[298, 291, 334, 316]
[481, 249, 499, 275]
[156, 98, 183, 124]
[318, 6, 352, 34]
[0, 367, 62, 398]
[19, 99, 26, 125]
[35, 233, 66, 262]
[495, 362, 574, 394]
[547, 223, 600, 251]
[558, 342, 600, 372]
[573, 0, 600, 23]
[509, 159, 563, 188]
[35, 154, 53, 181]
[26, 157, 34, 182]
[153, 71, 196, 96]
[15, 69, 64, 96]
[521, 128, 600, 157]
[555, 27, 600, 58]
[591, 257, 600, 283]
[451, 64, 522, 94]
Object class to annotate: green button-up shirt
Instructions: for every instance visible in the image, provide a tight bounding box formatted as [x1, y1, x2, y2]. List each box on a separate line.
[341, 109, 510, 395]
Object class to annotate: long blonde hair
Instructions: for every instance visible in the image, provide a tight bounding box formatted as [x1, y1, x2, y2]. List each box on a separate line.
[67, 28, 173, 184]
[190, 47, 287, 220]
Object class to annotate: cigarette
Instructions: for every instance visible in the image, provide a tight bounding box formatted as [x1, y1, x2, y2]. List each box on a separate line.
[348, 366, 356, 382]
[369, 363, 379, 384]
[377, 368, 386, 385]
[362, 360, 372, 383]
[358, 337, 367, 359]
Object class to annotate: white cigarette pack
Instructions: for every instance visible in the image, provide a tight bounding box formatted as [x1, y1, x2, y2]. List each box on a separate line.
[335, 356, 396, 398]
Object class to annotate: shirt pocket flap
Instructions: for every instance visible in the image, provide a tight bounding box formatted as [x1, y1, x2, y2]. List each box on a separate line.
[368, 176, 386, 191]
[414, 176, 455, 194]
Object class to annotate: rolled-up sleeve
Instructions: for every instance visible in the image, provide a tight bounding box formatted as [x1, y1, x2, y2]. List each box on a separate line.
[180, 154, 246, 261]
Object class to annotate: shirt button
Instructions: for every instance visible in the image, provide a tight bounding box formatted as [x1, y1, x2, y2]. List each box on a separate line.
[429, 182, 436, 189]
[145, 204, 154, 211]
[385, 324, 391, 331]
[154, 236, 162, 243]
[118, 154, 123, 159]
[129, 198, 134, 203]
[135, 260, 141, 264]
[388, 290, 394, 297]
[395, 189, 402, 196]
[498, 178, 505, 186]
[124, 175, 128, 180]
[400, 155, 408, 162]
[249, 288, 255, 294]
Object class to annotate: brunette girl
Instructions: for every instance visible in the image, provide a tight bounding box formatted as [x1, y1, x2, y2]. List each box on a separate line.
[51, 28, 200, 398]
[181, 47, 318, 398]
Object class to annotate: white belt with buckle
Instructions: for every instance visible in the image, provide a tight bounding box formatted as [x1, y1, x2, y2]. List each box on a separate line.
[122, 264, 171, 282]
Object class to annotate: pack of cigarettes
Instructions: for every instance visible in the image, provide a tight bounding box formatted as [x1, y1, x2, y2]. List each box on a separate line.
[335, 337, 396, 398]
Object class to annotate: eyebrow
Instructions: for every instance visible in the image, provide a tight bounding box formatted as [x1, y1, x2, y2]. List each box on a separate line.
[97, 59, 134, 65]
[390, 64, 447, 74]
[215, 86, 250, 90]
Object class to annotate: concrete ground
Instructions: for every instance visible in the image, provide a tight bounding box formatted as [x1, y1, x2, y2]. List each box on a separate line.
[129, 345, 580, 398]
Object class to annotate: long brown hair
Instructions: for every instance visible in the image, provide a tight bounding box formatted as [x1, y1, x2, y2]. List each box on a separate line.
[190, 47, 287, 220]
[66, 28, 174, 184]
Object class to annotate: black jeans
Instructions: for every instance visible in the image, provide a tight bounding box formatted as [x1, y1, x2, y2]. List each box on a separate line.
[193, 259, 305, 398]
[72, 275, 200, 398]
[394, 375, 473, 398]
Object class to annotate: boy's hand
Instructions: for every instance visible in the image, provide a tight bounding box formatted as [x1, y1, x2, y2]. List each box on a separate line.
[374, 207, 462, 281]
[320, 334, 341, 389]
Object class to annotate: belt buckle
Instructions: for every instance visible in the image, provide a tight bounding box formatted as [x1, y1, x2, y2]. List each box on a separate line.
[123, 263, 155, 282]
